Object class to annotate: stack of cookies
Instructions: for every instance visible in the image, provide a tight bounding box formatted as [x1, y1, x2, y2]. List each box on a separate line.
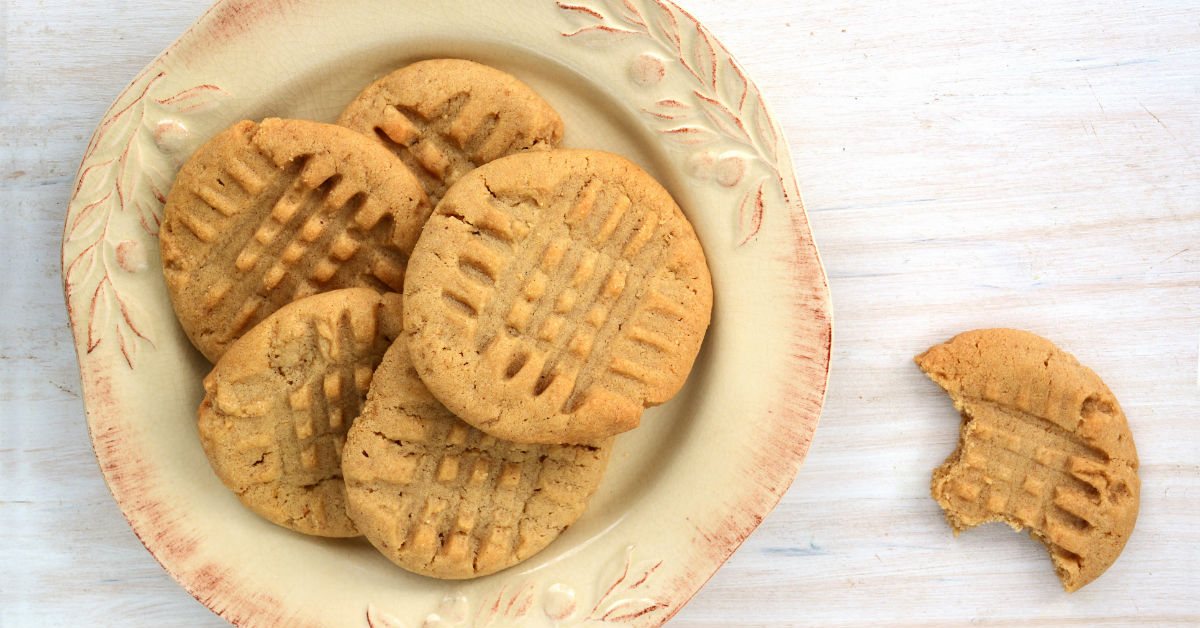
[160, 59, 713, 579]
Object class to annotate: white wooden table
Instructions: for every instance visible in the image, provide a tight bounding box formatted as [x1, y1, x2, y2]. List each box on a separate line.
[3, 0, 1197, 625]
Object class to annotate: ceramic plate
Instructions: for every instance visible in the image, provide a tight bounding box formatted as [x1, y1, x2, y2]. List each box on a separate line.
[62, 0, 831, 625]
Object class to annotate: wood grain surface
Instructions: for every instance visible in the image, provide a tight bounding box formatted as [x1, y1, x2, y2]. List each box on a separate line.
[2, 0, 1197, 626]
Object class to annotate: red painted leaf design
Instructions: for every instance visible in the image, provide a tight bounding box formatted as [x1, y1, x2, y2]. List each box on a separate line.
[155, 84, 228, 114]
[643, 98, 692, 120]
[73, 158, 115, 204]
[557, 1, 604, 20]
[69, 191, 113, 241]
[694, 91, 750, 141]
[137, 212, 159, 237]
[586, 546, 667, 624]
[383, 546, 667, 628]
[661, 125, 716, 146]
[598, 555, 662, 605]
[617, 0, 648, 30]
[136, 178, 167, 235]
[67, 70, 224, 370]
[562, 23, 639, 44]
[87, 279, 113, 353]
[472, 581, 536, 627]
[96, 113, 141, 211]
[755, 93, 780, 164]
[116, 125, 146, 215]
[130, 151, 171, 237]
[115, 289, 153, 345]
[599, 598, 668, 624]
[721, 57, 750, 113]
[115, 320, 133, 368]
[624, 558, 663, 591]
[79, 73, 162, 169]
[649, 1, 682, 54]
[82, 273, 154, 368]
[65, 242, 100, 291]
[691, 23, 717, 90]
[475, 585, 505, 626]
[149, 178, 167, 205]
[501, 582, 534, 622]
[738, 177, 768, 246]
[364, 605, 405, 628]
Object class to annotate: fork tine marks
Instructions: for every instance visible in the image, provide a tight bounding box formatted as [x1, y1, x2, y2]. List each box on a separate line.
[194, 185, 241, 218]
[226, 157, 268, 195]
[378, 106, 420, 146]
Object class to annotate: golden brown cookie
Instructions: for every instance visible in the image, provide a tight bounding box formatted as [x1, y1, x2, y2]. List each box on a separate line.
[197, 288, 404, 537]
[336, 58, 564, 205]
[160, 117, 431, 362]
[343, 333, 612, 579]
[403, 149, 713, 444]
[915, 328, 1139, 592]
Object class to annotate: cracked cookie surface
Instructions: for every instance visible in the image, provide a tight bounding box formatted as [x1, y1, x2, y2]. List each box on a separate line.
[916, 328, 1139, 592]
[342, 332, 612, 579]
[197, 288, 404, 537]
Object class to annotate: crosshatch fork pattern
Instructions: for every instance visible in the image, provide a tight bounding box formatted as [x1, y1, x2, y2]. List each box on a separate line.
[344, 334, 613, 578]
[160, 122, 419, 361]
[921, 331, 1142, 593]
[198, 290, 401, 536]
[216, 311, 374, 487]
[937, 401, 1112, 559]
[337, 59, 565, 206]
[174, 152, 406, 325]
[366, 97, 510, 205]
[348, 411, 607, 576]
[441, 176, 688, 417]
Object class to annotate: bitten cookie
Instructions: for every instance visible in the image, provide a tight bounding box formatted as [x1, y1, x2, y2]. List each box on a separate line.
[403, 149, 713, 444]
[198, 288, 404, 537]
[915, 328, 1139, 592]
[336, 58, 564, 205]
[343, 332, 612, 579]
[160, 117, 431, 362]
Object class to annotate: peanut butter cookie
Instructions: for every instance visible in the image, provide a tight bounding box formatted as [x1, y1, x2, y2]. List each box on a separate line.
[343, 332, 611, 578]
[337, 58, 563, 205]
[160, 117, 430, 362]
[198, 288, 403, 537]
[916, 328, 1139, 591]
[403, 149, 713, 444]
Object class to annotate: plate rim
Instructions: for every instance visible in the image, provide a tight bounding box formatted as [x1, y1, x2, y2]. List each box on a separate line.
[61, 0, 832, 625]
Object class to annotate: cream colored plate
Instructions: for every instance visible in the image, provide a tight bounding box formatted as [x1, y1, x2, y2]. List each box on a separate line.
[62, 1, 831, 625]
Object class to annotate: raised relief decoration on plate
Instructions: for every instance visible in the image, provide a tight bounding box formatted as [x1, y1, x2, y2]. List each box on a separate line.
[583, 546, 667, 625]
[65, 70, 229, 368]
[367, 546, 666, 627]
[557, 0, 786, 246]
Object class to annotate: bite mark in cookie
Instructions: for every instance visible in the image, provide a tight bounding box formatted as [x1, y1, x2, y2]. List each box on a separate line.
[916, 328, 1139, 592]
